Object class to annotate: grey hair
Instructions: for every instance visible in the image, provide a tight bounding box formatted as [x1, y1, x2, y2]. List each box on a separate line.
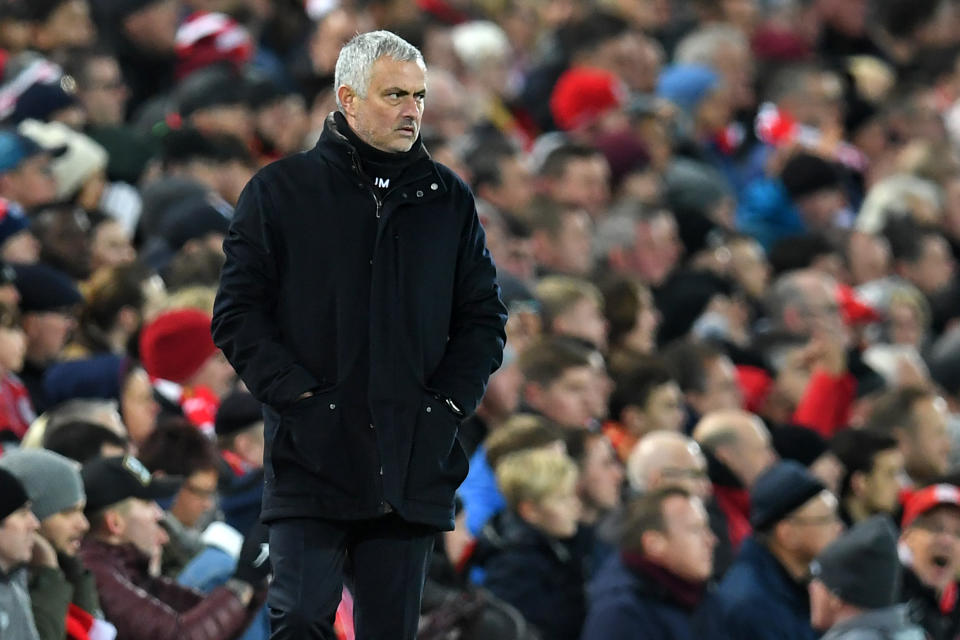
[674, 24, 747, 67]
[334, 30, 425, 110]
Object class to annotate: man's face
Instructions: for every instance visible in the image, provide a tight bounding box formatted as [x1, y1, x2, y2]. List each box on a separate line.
[188, 350, 237, 399]
[692, 355, 743, 415]
[23, 310, 76, 363]
[551, 157, 611, 218]
[36, 208, 93, 280]
[907, 236, 955, 296]
[782, 491, 843, 561]
[170, 469, 217, 530]
[549, 210, 593, 276]
[0, 324, 25, 373]
[39, 500, 88, 556]
[525, 480, 581, 539]
[902, 506, 960, 593]
[40, 0, 95, 50]
[529, 365, 595, 429]
[0, 505, 39, 570]
[580, 436, 624, 512]
[80, 57, 128, 126]
[903, 397, 951, 484]
[729, 239, 769, 299]
[655, 496, 716, 582]
[343, 56, 426, 153]
[632, 212, 681, 287]
[553, 297, 608, 350]
[3, 154, 57, 209]
[121, 368, 159, 448]
[116, 498, 166, 558]
[489, 155, 534, 216]
[642, 382, 686, 433]
[859, 449, 904, 515]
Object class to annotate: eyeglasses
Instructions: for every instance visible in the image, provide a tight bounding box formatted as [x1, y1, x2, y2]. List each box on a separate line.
[788, 513, 842, 527]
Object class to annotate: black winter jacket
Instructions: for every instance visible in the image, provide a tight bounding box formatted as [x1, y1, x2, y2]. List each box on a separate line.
[212, 114, 506, 530]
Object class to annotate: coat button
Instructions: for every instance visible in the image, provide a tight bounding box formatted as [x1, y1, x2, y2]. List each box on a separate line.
[426, 406, 432, 413]
[369, 423, 375, 429]
[329, 403, 336, 410]
[430, 183, 438, 190]
[416, 190, 423, 197]
[379, 466, 384, 476]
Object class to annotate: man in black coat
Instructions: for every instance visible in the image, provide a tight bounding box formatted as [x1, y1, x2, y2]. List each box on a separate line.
[212, 30, 507, 640]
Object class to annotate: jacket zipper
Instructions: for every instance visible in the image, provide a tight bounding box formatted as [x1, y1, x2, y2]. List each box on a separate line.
[372, 191, 381, 218]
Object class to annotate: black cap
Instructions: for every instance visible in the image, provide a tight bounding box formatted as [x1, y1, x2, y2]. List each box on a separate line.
[781, 153, 842, 201]
[13, 262, 83, 313]
[177, 66, 247, 118]
[0, 466, 29, 521]
[810, 515, 900, 609]
[750, 460, 826, 532]
[215, 391, 263, 437]
[771, 424, 829, 468]
[81, 455, 181, 513]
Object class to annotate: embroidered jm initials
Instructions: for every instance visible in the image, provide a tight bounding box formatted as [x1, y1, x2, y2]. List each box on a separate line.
[374, 177, 390, 188]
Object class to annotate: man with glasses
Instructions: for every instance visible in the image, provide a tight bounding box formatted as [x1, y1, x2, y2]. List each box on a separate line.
[717, 460, 843, 640]
[628, 430, 736, 577]
[898, 484, 960, 640]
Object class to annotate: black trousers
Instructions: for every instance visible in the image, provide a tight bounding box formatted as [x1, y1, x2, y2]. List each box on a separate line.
[267, 514, 436, 640]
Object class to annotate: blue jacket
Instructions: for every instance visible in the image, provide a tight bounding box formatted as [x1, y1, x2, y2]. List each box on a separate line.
[581, 553, 727, 640]
[717, 537, 818, 640]
[735, 178, 806, 251]
[178, 546, 269, 640]
[459, 445, 505, 536]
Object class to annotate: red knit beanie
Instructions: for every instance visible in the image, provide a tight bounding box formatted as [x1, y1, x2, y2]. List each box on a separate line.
[139, 308, 218, 384]
[550, 66, 626, 131]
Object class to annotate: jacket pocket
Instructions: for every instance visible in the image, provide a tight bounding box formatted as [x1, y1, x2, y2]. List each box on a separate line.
[277, 387, 341, 475]
[404, 392, 468, 506]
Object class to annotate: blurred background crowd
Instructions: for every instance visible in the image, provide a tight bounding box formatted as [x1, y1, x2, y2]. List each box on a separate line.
[3, 0, 960, 638]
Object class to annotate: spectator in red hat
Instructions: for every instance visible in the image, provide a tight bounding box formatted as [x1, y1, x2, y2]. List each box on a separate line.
[898, 483, 960, 640]
[550, 66, 628, 139]
[174, 12, 253, 81]
[139, 307, 236, 434]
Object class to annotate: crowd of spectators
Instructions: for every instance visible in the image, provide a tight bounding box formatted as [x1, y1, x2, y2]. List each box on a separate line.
[3, 0, 960, 638]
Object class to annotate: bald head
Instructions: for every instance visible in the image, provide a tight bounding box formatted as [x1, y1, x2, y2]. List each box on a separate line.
[694, 409, 776, 488]
[627, 431, 710, 500]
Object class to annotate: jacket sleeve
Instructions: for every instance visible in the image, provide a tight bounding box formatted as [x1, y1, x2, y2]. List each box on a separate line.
[29, 567, 71, 640]
[791, 370, 856, 438]
[425, 190, 507, 416]
[212, 176, 321, 409]
[95, 568, 250, 640]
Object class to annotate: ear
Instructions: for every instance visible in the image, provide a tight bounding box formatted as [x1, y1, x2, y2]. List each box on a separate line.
[116, 306, 140, 334]
[517, 500, 539, 526]
[104, 509, 125, 537]
[524, 382, 544, 410]
[641, 529, 667, 559]
[850, 470, 867, 498]
[621, 405, 645, 435]
[337, 85, 358, 118]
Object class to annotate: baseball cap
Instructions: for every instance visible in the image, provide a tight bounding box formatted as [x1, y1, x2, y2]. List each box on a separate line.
[81, 455, 182, 513]
[0, 129, 65, 173]
[902, 483, 960, 529]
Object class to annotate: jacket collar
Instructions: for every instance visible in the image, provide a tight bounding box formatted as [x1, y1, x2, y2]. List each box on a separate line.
[81, 538, 149, 574]
[621, 551, 707, 610]
[738, 537, 811, 610]
[312, 112, 447, 196]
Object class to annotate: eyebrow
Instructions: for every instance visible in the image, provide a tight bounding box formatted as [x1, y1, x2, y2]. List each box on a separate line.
[383, 87, 427, 97]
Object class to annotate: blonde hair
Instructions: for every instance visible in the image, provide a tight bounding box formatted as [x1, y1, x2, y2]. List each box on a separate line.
[535, 276, 603, 330]
[496, 447, 578, 511]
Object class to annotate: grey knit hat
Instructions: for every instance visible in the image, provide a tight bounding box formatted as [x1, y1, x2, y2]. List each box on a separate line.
[0, 449, 85, 520]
